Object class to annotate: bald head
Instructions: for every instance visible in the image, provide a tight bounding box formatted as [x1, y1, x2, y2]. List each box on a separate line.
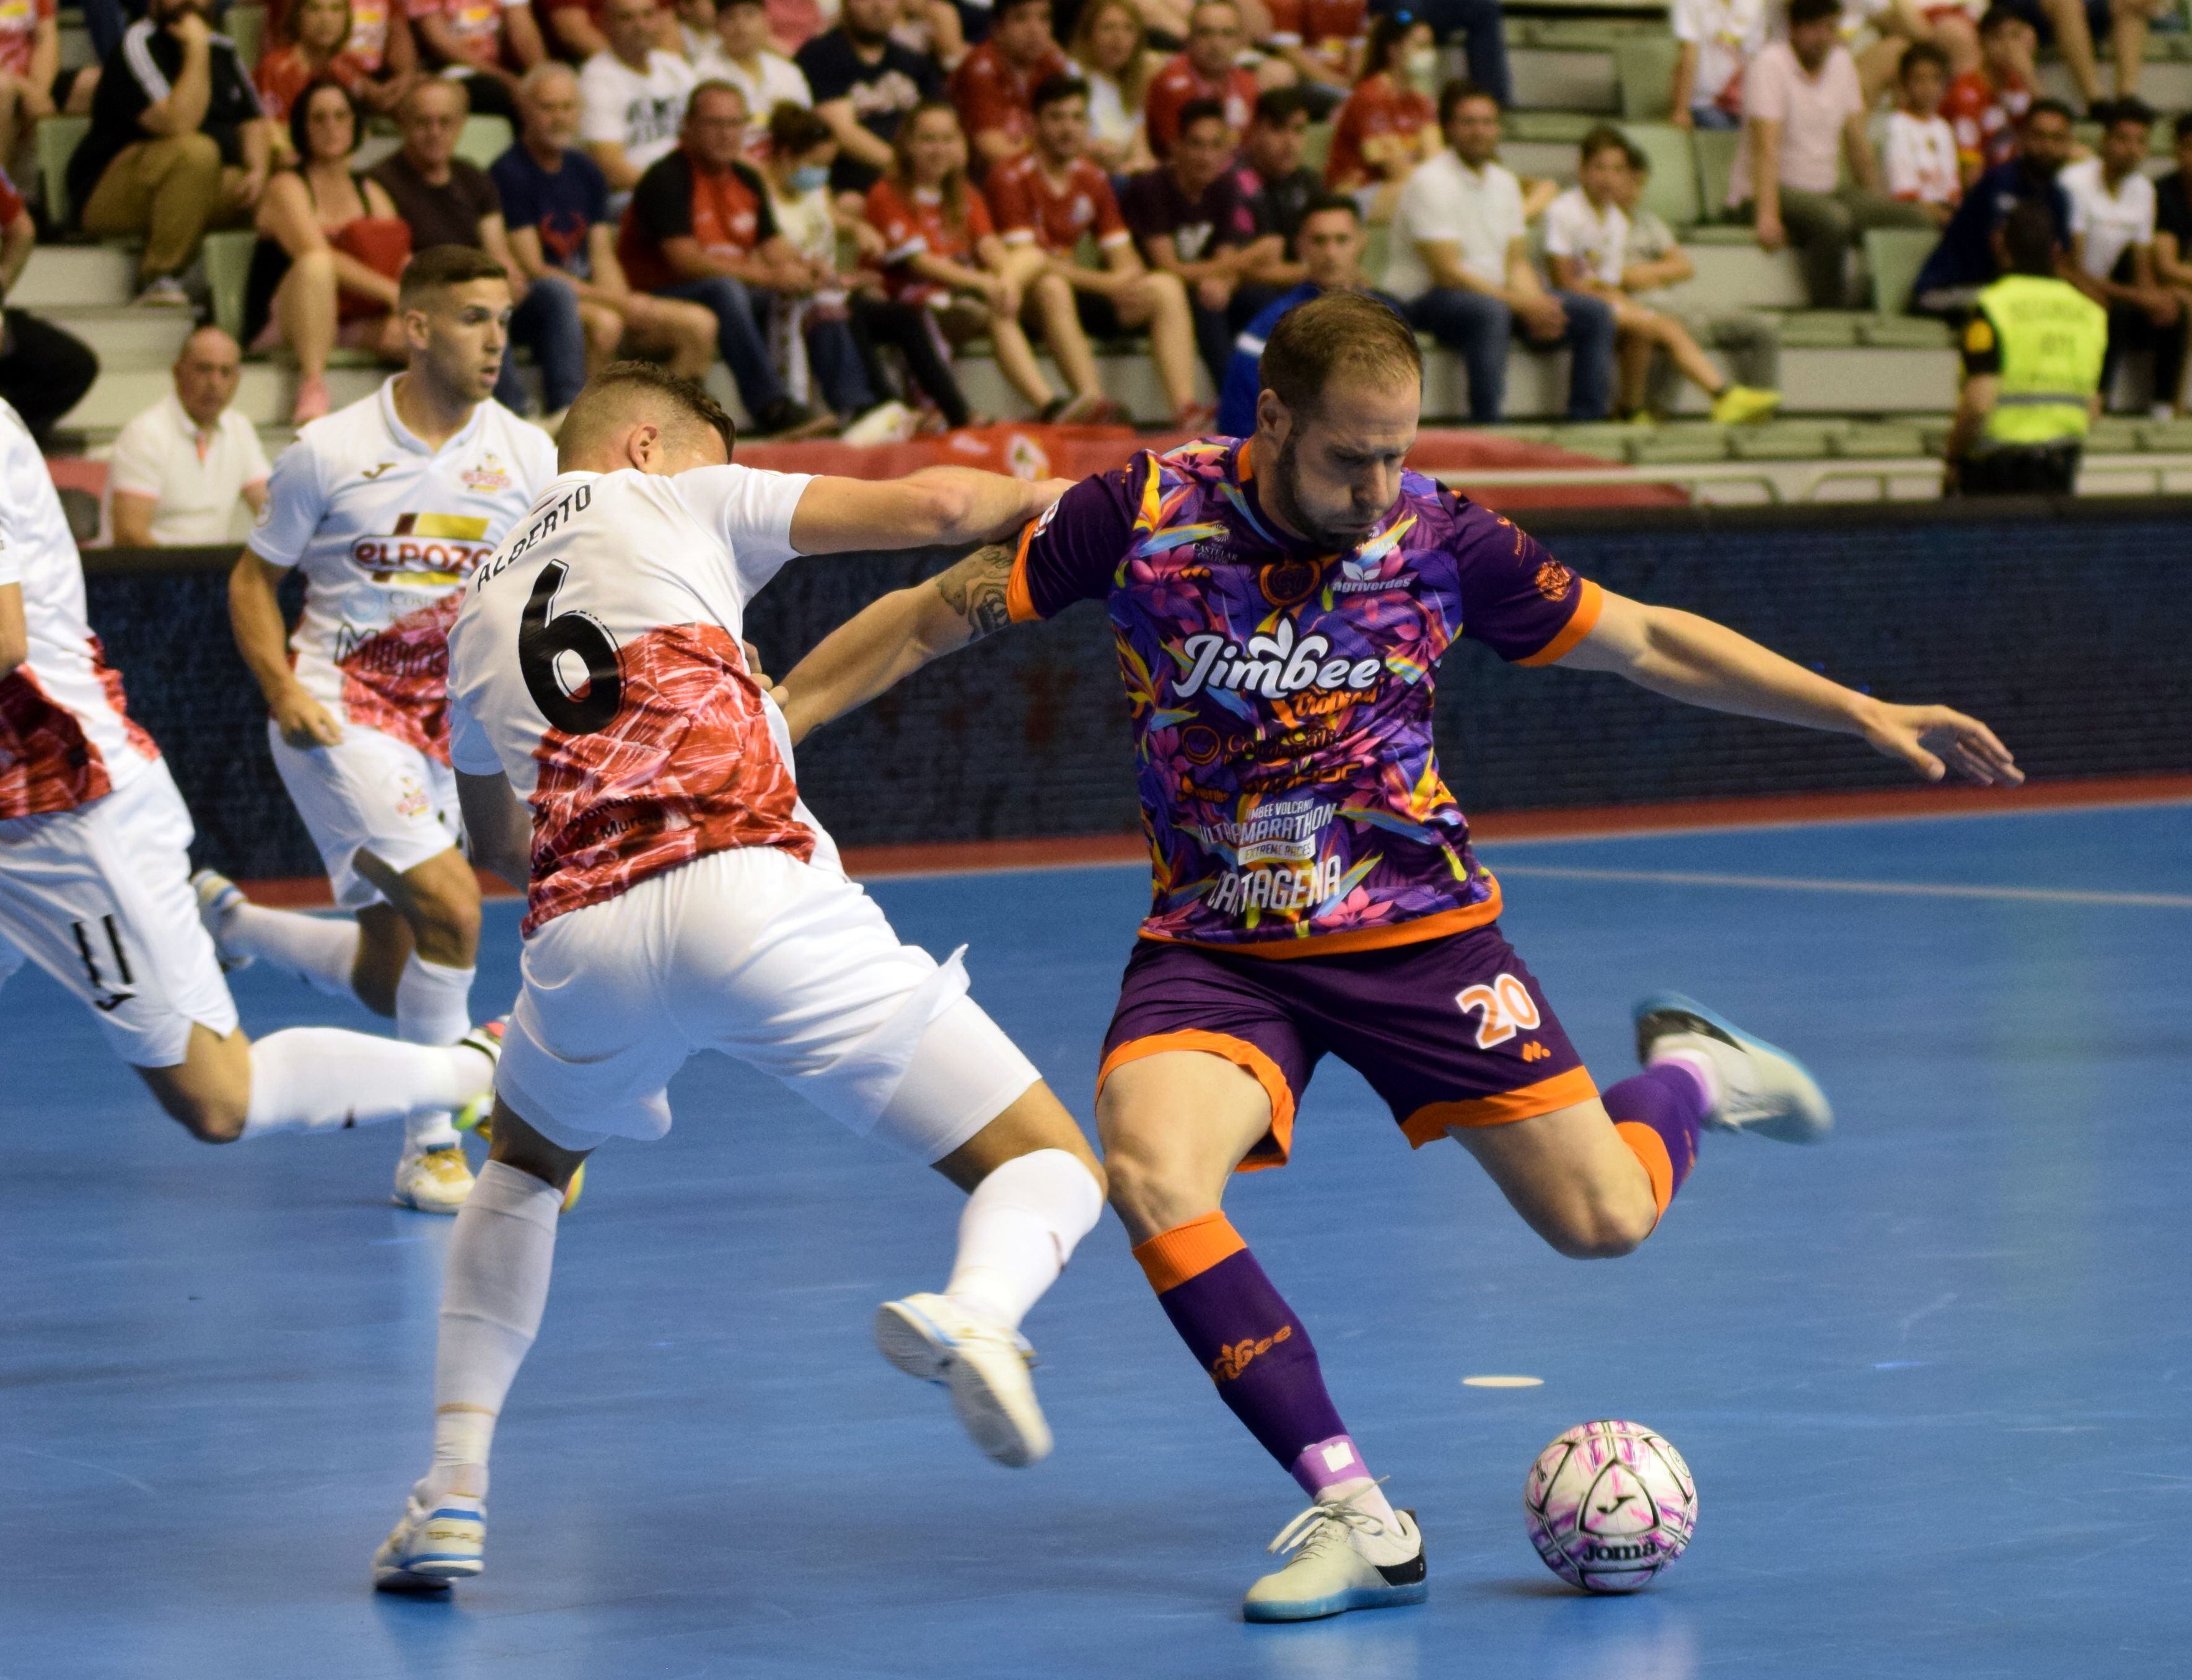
[556, 363, 735, 476]
[174, 326, 241, 430]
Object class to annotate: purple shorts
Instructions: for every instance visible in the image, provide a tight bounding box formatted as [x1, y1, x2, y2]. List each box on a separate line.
[1098, 924, 1598, 1170]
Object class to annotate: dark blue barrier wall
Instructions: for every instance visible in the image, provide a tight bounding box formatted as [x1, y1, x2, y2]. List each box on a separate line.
[88, 498, 2192, 881]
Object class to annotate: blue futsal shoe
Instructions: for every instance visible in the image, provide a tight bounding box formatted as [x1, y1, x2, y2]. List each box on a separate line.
[371, 1489, 485, 1593]
[1242, 1486, 1427, 1622]
[1633, 992, 1833, 1144]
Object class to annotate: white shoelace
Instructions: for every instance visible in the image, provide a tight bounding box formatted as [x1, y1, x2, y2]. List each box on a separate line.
[1265, 1479, 1395, 1559]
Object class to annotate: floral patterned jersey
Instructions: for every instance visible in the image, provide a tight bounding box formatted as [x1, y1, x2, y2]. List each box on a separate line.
[1007, 437, 1603, 956]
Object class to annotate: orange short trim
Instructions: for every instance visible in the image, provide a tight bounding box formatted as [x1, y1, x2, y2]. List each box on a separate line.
[1130, 1210, 1247, 1294]
[1399, 1065, 1601, 1148]
[1616, 1119, 1675, 1220]
[1515, 579, 1604, 667]
[1158, 879, 1505, 963]
[1097, 1029, 1299, 1172]
[1005, 518, 1043, 623]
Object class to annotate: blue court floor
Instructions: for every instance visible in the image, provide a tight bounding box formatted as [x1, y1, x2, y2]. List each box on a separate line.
[1, 802, 2186, 1680]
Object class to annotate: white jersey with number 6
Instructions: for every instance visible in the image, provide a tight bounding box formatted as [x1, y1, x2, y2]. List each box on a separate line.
[447, 463, 826, 936]
[248, 379, 556, 763]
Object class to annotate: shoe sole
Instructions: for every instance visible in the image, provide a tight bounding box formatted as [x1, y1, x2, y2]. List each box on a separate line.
[1243, 1582, 1429, 1622]
[372, 1510, 484, 1591]
[872, 1302, 1052, 1468]
[1633, 991, 1833, 1143]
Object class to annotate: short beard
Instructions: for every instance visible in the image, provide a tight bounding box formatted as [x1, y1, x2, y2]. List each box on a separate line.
[844, 19, 890, 45]
[1268, 427, 1356, 553]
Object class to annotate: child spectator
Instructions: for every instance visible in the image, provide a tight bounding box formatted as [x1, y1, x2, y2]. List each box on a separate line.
[1614, 138, 1781, 399]
[1670, 0, 1768, 131]
[1943, 4, 2034, 186]
[1546, 126, 1781, 424]
[1884, 41, 1960, 221]
[1323, 10, 1436, 222]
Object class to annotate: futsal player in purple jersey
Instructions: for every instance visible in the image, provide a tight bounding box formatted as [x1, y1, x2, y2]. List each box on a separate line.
[773, 291, 2025, 1621]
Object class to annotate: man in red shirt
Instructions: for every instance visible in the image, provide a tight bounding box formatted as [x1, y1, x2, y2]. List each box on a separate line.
[950, 0, 1071, 171]
[1146, 0, 1261, 159]
[1944, 6, 2037, 186]
[990, 73, 1206, 427]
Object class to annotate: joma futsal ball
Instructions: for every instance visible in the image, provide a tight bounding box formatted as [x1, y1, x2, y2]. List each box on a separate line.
[1523, 1420, 1696, 1592]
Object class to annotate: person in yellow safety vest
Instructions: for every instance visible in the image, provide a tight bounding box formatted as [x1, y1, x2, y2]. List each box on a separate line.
[1944, 199, 2108, 496]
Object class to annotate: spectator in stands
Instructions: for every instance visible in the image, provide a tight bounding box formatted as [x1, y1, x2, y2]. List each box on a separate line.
[1323, 11, 1436, 222]
[1913, 96, 2076, 314]
[1400, 0, 1507, 110]
[1386, 79, 1613, 423]
[1216, 192, 1385, 433]
[694, 0, 815, 133]
[1996, 0, 2113, 112]
[68, 0, 273, 308]
[2062, 97, 2184, 413]
[950, 0, 1069, 169]
[1145, 0, 1257, 159]
[1547, 126, 1781, 425]
[1613, 138, 1781, 402]
[799, 0, 944, 201]
[256, 0, 416, 146]
[108, 325, 271, 545]
[581, 0, 699, 197]
[868, 98, 1081, 417]
[1944, 6, 2033, 188]
[767, 0, 833, 55]
[1260, 0, 1366, 110]
[408, 0, 545, 123]
[546, 0, 613, 61]
[370, 76, 589, 414]
[893, 0, 967, 70]
[1670, 0, 1767, 131]
[1730, 0, 1932, 312]
[1944, 198, 2104, 493]
[249, 79, 411, 422]
[1884, 42, 1960, 223]
[1123, 96, 1271, 388]
[2149, 112, 2192, 378]
[496, 62, 718, 382]
[1230, 84, 1320, 321]
[0, 164, 99, 443]
[2, 0, 98, 172]
[617, 80, 835, 433]
[2107, 0, 2170, 102]
[1849, 0, 1983, 107]
[991, 73, 1201, 423]
[1068, 0, 1155, 175]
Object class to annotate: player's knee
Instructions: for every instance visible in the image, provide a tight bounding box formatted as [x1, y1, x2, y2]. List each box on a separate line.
[1550, 1189, 1657, 1259]
[1097, 1127, 1201, 1233]
[169, 1091, 248, 1144]
[405, 877, 481, 956]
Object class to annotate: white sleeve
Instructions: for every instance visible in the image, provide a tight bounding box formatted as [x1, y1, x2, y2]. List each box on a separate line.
[1398, 165, 1462, 246]
[1882, 118, 1916, 198]
[446, 686, 504, 776]
[105, 411, 165, 500]
[1542, 195, 1582, 258]
[773, 55, 812, 107]
[578, 59, 628, 146]
[1671, 0, 1703, 46]
[2136, 177, 2157, 243]
[246, 437, 328, 569]
[678, 463, 817, 592]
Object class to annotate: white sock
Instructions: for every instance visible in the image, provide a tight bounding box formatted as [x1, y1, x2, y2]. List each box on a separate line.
[943, 1148, 1104, 1331]
[222, 901, 361, 998]
[396, 953, 475, 1152]
[1322, 1476, 1410, 1556]
[239, 1028, 494, 1140]
[426, 1160, 563, 1503]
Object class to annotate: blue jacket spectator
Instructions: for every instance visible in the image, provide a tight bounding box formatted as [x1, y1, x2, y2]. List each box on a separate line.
[1914, 98, 2080, 314]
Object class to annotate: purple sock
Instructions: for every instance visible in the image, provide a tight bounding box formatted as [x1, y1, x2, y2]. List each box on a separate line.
[1133, 1214, 1357, 1494]
[1605, 1062, 1706, 1217]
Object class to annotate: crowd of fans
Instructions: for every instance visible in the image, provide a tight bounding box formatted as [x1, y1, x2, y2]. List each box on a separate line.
[0, 0, 2188, 479]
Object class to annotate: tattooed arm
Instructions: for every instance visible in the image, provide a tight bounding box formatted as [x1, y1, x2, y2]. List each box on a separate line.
[771, 543, 1017, 746]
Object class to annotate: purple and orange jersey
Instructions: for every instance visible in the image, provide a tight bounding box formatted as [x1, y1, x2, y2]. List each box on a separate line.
[1007, 436, 1603, 958]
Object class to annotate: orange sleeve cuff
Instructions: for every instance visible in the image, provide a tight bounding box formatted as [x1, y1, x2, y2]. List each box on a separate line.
[1516, 577, 1603, 667]
[1005, 517, 1042, 623]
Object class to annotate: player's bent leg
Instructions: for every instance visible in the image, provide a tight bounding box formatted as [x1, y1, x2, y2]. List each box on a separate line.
[375, 1099, 590, 1593]
[1098, 1052, 1425, 1621]
[1447, 1097, 1664, 1259]
[191, 869, 367, 999]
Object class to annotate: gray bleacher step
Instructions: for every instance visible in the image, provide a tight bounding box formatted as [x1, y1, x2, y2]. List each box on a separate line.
[37, 306, 199, 365]
[61, 362, 384, 431]
[1509, 49, 1620, 115]
[1729, 422, 1844, 460]
[1834, 424, 1928, 458]
[11, 245, 135, 310]
[1543, 423, 1637, 460]
[1631, 426, 1730, 463]
[1779, 346, 1957, 414]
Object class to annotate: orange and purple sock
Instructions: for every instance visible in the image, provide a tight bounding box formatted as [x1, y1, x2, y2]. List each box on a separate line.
[1605, 1062, 1706, 1222]
[1131, 1211, 1370, 1498]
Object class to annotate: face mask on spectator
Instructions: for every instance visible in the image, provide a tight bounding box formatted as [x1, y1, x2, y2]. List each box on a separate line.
[791, 164, 831, 192]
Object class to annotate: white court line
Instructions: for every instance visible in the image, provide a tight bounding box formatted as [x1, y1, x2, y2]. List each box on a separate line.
[1492, 865, 2192, 909]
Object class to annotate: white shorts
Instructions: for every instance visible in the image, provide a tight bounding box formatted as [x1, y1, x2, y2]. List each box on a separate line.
[268, 720, 461, 911]
[0, 761, 239, 1067]
[496, 844, 1042, 1161]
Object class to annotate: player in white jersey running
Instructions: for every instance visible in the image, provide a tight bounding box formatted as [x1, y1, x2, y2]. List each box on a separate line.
[0, 398, 504, 1147]
[369, 363, 1107, 1594]
[198, 247, 560, 1215]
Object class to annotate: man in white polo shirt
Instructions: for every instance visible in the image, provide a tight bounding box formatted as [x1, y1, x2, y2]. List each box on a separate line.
[108, 326, 272, 547]
[1730, 0, 1931, 308]
[1385, 79, 1614, 423]
[2063, 96, 2186, 414]
[579, 0, 698, 197]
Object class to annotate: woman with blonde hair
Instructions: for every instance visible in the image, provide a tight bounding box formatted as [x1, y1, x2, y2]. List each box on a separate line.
[867, 100, 1095, 419]
[1071, 0, 1159, 175]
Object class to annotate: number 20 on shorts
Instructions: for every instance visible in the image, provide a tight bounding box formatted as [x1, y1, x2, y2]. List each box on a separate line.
[1455, 974, 1541, 1049]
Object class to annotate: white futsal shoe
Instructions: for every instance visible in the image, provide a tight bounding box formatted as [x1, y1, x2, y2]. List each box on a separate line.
[372, 1487, 485, 1592]
[874, 1293, 1053, 1468]
[189, 869, 250, 971]
[1243, 1484, 1427, 1622]
[1633, 992, 1834, 1144]
[392, 1144, 475, 1214]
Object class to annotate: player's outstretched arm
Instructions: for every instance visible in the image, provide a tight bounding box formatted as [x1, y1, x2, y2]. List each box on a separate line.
[227, 552, 343, 748]
[788, 470, 1072, 555]
[771, 543, 1016, 745]
[1560, 588, 2024, 786]
[456, 769, 533, 893]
